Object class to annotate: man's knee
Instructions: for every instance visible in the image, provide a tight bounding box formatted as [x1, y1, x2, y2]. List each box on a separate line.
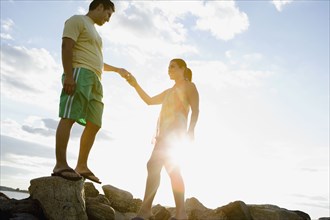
[59, 118, 75, 127]
[86, 121, 101, 132]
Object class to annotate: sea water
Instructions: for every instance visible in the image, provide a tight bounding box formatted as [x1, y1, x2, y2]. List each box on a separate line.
[0, 190, 30, 200]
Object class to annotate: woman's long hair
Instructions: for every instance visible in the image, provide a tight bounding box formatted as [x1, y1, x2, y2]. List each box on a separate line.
[171, 58, 192, 82]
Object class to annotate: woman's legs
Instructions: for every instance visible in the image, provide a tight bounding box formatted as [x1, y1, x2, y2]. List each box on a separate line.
[136, 149, 163, 218]
[165, 163, 188, 219]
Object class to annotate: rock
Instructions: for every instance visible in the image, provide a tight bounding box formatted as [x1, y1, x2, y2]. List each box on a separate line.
[185, 197, 216, 220]
[130, 198, 143, 213]
[86, 202, 115, 220]
[185, 197, 209, 213]
[102, 184, 140, 213]
[0, 197, 45, 219]
[0, 192, 10, 200]
[249, 204, 307, 220]
[88, 194, 112, 206]
[294, 210, 311, 220]
[152, 204, 171, 220]
[3, 177, 316, 220]
[85, 195, 114, 220]
[84, 182, 99, 198]
[219, 200, 252, 220]
[189, 208, 227, 220]
[29, 176, 87, 220]
[8, 212, 39, 220]
[117, 212, 136, 220]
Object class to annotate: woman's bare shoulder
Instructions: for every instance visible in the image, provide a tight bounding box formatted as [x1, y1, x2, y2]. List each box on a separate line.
[185, 81, 197, 90]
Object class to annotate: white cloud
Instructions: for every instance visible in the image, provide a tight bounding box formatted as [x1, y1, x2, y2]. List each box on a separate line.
[271, 0, 293, 12]
[1, 118, 55, 148]
[100, 1, 198, 63]
[1, 18, 14, 31]
[193, 1, 249, 41]
[77, 6, 87, 15]
[1, 33, 13, 40]
[2, 153, 53, 173]
[1, 119, 25, 139]
[100, 0, 248, 64]
[191, 58, 273, 90]
[1, 18, 15, 40]
[0, 43, 61, 111]
[243, 53, 263, 62]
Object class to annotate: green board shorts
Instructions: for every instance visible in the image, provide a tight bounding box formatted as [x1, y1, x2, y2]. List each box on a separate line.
[59, 67, 103, 127]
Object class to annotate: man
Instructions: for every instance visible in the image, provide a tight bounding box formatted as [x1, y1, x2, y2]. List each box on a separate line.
[52, 0, 129, 184]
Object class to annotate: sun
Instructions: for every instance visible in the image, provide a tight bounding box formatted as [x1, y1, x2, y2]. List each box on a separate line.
[166, 136, 193, 169]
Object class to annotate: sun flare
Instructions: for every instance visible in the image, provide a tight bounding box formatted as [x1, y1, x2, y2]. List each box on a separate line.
[167, 136, 193, 168]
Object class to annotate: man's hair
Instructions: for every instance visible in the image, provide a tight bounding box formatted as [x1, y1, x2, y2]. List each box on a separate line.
[89, 0, 115, 12]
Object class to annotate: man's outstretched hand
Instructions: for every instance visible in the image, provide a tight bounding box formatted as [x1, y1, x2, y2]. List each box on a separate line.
[117, 68, 130, 79]
[125, 73, 137, 87]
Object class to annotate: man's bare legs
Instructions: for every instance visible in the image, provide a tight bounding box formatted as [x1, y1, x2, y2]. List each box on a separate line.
[75, 121, 101, 182]
[53, 118, 79, 178]
[53, 119, 100, 181]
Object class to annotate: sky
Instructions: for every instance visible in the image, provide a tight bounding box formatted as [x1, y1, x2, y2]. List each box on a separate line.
[0, 0, 329, 219]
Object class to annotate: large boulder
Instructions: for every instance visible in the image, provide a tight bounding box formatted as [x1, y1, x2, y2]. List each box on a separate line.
[185, 197, 215, 220]
[219, 200, 252, 220]
[185, 197, 209, 213]
[0, 196, 45, 220]
[249, 204, 310, 220]
[102, 184, 141, 213]
[152, 204, 171, 220]
[29, 176, 87, 220]
[85, 195, 115, 220]
[84, 182, 99, 198]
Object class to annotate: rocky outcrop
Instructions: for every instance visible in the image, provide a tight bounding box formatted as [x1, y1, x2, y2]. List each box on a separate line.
[0, 193, 45, 219]
[249, 205, 311, 220]
[0, 176, 317, 220]
[29, 176, 87, 220]
[102, 184, 141, 213]
[85, 196, 115, 220]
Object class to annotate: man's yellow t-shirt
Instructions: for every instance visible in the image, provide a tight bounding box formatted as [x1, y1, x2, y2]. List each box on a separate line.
[62, 15, 103, 79]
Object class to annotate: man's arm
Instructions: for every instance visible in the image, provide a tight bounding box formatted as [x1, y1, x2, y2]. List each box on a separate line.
[104, 63, 129, 78]
[62, 37, 75, 95]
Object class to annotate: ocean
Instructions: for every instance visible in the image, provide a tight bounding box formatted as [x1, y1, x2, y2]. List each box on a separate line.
[1, 190, 30, 200]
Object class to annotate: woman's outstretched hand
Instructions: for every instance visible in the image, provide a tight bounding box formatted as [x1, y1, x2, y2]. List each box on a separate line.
[126, 73, 137, 87]
[117, 68, 130, 78]
[116, 68, 137, 87]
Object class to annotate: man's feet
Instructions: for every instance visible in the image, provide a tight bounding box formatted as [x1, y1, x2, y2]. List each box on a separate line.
[51, 168, 82, 181]
[78, 171, 101, 184]
[75, 167, 101, 184]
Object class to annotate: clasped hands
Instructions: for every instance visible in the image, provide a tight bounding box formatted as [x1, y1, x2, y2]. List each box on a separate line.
[118, 68, 137, 87]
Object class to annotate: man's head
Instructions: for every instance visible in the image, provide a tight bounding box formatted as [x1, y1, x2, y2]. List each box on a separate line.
[88, 0, 115, 26]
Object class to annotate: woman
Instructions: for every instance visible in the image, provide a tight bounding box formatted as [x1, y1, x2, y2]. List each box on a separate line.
[127, 58, 199, 220]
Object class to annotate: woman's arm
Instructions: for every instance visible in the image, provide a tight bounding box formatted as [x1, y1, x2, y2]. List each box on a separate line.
[187, 83, 200, 140]
[127, 74, 167, 105]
